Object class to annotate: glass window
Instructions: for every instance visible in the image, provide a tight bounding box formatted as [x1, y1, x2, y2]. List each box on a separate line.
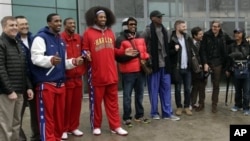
[148, 0, 182, 18]
[221, 21, 235, 37]
[188, 21, 205, 33]
[12, 5, 55, 33]
[148, 2, 170, 17]
[183, 0, 205, 17]
[114, 0, 143, 18]
[209, 0, 235, 18]
[12, 0, 56, 7]
[0, 0, 11, 4]
[238, 0, 250, 35]
[56, 0, 76, 9]
[57, 9, 78, 32]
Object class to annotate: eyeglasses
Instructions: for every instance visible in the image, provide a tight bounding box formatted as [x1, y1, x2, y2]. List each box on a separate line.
[128, 23, 137, 26]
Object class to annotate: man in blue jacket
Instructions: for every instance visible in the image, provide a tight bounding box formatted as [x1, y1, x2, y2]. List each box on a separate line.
[30, 13, 83, 141]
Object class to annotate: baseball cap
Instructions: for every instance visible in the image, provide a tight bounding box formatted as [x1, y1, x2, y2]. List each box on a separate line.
[234, 27, 245, 33]
[150, 10, 165, 18]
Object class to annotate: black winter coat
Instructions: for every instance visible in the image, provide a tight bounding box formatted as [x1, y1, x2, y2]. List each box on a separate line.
[200, 29, 233, 67]
[0, 32, 32, 95]
[169, 31, 193, 71]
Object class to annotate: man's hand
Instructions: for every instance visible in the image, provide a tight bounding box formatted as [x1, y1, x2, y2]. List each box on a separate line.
[141, 59, 146, 64]
[84, 51, 92, 62]
[75, 56, 84, 66]
[51, 52, 61, 65]
[8, 91, 18, 100]
[204, 63, 209, 72]
[125, 47, 139, 56]
[27, 89, 34, 100]
[225, 71, 230, 78]
[175, 44, 180, 51]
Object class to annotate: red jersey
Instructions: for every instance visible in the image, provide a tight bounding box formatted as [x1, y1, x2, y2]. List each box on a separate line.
[82, 27, 124, 86]
[61, 31, 86, 79]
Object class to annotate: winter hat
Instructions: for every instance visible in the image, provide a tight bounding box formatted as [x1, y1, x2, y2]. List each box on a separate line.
[122, 17, 137, 32]
[234, 27, 245, 38]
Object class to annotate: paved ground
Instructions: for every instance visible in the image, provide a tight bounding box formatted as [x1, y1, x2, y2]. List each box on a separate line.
[22, 87, 250, 141]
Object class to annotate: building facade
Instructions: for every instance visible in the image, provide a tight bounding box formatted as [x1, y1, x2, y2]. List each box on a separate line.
[0, 0, 250, 37]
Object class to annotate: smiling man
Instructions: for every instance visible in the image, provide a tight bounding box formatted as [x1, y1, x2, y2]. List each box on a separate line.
[200, 20, 233, 113]
[82, 6, 139, 136]
[115, 17, 150, 128]
[15, 15, 40, 141]
[0, 16, 33, 141]
[30, 13, 83, 141]
[60, 18, 86, 140]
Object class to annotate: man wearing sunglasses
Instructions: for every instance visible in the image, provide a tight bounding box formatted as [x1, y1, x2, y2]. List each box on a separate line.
[116, 17, 150, 127]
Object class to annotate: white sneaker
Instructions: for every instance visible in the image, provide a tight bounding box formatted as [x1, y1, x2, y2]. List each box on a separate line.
[61, 132, 68, 140]
[93, 128, 101, 135]
[152, 115, 160, 120]
[163, 115, 180, 121]
[111, 127, 128, 136]
[71, 129, 83, 136]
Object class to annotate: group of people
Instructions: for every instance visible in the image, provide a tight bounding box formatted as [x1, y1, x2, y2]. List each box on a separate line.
[0, 5, 250, 141]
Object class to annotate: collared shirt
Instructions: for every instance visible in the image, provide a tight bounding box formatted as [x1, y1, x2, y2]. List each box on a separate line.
[178, 36, 188, 69]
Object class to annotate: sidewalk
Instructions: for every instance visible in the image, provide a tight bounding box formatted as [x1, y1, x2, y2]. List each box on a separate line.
[22, 86, 250, 141]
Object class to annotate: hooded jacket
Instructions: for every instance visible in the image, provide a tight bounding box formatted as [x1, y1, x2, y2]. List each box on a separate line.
[31, 26, 75, 84]
[82, 26, 125, 86]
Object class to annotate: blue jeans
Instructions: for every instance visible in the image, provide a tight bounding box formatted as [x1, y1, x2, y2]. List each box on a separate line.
[174, 69, 192, 108]
[122, 72, 146, 120]
[233, 77, 250, 110]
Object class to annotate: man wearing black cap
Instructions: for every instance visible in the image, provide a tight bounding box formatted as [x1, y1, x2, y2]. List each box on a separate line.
[226, 27, 250, 115]
[141, 10, 180, 121]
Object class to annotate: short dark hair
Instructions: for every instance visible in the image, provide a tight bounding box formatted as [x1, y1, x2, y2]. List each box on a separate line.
[1, 16, 16, 28]
[191, 26, 202, 38]
[15, 15, 27, 20]
[85, 6, 115, 27]
[63, 17, 74, 26]
[47, 13, 59, 22]
[174, 20, 185, 29]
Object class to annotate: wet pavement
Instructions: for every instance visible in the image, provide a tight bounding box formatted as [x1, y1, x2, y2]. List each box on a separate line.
[22, 87, 250, 141]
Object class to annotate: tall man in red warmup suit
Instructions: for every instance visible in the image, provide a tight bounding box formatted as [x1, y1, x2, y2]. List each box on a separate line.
[82, 6, 138, 136]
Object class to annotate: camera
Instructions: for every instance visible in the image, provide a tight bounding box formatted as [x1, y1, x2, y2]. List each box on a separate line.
[203, 69, 212, 79]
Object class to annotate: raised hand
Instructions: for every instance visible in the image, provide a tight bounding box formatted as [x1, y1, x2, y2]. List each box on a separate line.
[125, 47, 139, 57]
[75, 56, 84, 66]
[51, 52, 62, 65]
